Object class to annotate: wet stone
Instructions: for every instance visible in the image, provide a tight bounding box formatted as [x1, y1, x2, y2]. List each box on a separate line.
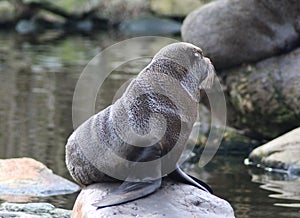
[0, 158, 80, 201]
[0, 202, 71, 218]
[248, 127, 300, 175]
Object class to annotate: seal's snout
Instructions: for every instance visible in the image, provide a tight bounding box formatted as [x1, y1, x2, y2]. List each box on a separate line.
[204, 57, 212, 66]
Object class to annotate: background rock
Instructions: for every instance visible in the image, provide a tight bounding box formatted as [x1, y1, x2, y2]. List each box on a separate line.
[181, 0, 300, 70]
[0, 158, 80, 201]
[92, 0, 151, 24]
[16, 19, 38, 34]
[72, 179, 235, 218]
[0, 202, 71, 218]
[119, 17, 181, 36]
[150, 0, 213, 17]
[225, 48, 300, 139]
[197, 126, 260, 155]
[0, 1, 16, 26]
[248, 127, 300, 174]
[4, 0, 150, 31]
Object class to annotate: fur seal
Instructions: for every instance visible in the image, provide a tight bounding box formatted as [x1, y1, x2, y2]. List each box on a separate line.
[65, 42, 215, 208]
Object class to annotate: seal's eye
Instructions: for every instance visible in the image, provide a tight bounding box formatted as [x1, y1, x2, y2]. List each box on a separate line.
[193, 48, 203, 58]
[194, 52, 200, 57]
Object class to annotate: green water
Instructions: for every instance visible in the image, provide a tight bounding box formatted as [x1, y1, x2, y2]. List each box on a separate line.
[0, 31, 299, 217]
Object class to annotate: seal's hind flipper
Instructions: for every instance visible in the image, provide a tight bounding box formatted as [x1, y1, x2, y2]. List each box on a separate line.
[168, 167, 213, 193]
[93, 179, 161, 209]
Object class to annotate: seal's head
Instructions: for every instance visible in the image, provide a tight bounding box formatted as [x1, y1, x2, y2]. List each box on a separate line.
[152, 42, 215, 100]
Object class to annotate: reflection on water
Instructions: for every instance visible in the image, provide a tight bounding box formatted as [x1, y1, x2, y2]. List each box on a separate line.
[0, 31, 299, 217]
[250, 168, 300, 201]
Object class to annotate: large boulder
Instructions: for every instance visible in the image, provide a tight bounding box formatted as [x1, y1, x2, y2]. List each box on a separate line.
[181, 0, 300, 70]
[46, 0, 151, 24]
[150, 0, 213, 17]
[7, 0, 150, 30]
[72, 179, 235, 218]
[94, 0, 150, 24]
[0, 158, 80, 202]
[225, 47, 300, 139]
[248, 127, 300, 175]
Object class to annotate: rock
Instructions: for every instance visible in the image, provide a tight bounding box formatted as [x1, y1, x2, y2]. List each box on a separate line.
[0, 202, 71, 218]
[34, 9, 66, 28]
[181, 0, 300, 70]
[93, 0, 151, 24]
[6, 0, 108, 31]
[150, 0, 213, 17]
[119, 17, 181, 36]
[225, 47, 300, 139]
[76, 19, 93, 32]
[45, 0, 149, 21]
[0, 1, 16, 26]
[248, 127, 300, 175]
[42, 0, 90, 15]
[14, 5, 66, 33]
[196, 125, 260, 155]
[4, 0, 212, 30]
[0, 158, 80, 201]
[20, 0, 150, 26]
[71, 179, 235, 218]
[16, 19, 38, 34]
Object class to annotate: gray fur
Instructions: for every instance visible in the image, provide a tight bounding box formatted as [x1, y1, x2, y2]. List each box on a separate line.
[65, 42, 215, 186]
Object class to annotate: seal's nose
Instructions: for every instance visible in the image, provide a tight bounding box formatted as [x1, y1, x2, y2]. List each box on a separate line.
[204, 57, 211, 65]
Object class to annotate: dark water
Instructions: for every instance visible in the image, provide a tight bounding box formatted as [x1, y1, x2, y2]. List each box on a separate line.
[0, 31, 299, 217]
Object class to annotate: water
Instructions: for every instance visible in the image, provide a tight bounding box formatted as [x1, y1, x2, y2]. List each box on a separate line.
[0, 31, 299, 217]
[184, 155, 300, 217]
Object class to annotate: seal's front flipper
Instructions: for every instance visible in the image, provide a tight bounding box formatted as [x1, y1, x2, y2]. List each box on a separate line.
[168, 167, 213, 194]
[93, 179, 161, 209]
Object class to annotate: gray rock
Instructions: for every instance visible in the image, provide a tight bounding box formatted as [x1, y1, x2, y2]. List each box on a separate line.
[119, 17, 181, 36]
[71, 179, 235, 218]
[76, 20, 93, 32]
[9, 0, 150, 28]
[248, 127, 300, 174]
[0, 1, 16, 25]
[16, 20, 38, 34]
[198, 126, 259, 155]
[47, 0, 150, 23]
[0, 202, 71, 218]
[181, 0, 300, 70]
[92, 0, 151, 24]
[150, 0, 213, 17]
[225, 47, 300, 139]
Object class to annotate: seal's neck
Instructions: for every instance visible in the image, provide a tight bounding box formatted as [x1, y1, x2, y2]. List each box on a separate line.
[146, 59, 201, 102]
[181, 74, 201, 102]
